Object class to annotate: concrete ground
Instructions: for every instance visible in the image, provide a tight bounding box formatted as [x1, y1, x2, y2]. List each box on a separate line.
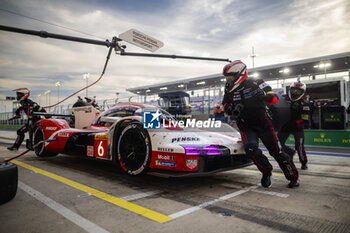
[0, 130, 349, 233]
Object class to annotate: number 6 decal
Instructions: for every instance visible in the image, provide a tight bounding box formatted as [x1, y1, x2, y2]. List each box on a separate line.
[94, 133, 108, 158]
[98, 141, 104, 157]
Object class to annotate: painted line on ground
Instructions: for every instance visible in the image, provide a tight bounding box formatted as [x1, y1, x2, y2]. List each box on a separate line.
[221, 183, 289, 198]
[251, 189, 289, 198]
[12, 160, 173, 223]
[237, 168, 285, 177]
[168, 184, 259, 219]
[261, 148, 350, 158]
[306, 151, 350, 157]
[19, 181, 110, 233]
[121, 190, 162, 201]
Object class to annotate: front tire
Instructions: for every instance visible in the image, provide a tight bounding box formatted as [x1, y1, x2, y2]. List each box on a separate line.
[33, 126, 58, 157]
[117, 122, 151, 176]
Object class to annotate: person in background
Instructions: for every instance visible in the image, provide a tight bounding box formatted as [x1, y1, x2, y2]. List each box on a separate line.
[278, 81, 308, 170]
[214, 103, 226, 121]
[85, 97, 99, 110]
[303, 94, 314, 129]
[7, 88, 46, 151]
[222, 60, 299, 188]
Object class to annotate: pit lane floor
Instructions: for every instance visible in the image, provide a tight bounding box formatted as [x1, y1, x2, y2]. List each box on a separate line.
[0, 131, 349, 233]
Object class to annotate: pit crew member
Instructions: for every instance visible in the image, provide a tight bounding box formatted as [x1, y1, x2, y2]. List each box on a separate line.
[277, 81, 308, 169]
[7, 88, 46, 151]
[222, 60, 299, 188]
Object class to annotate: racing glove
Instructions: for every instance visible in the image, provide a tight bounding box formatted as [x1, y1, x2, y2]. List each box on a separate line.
[296, 118, 304, 127]
[232, 104, 244, 117]
[265, 91, 279, 105]
[223, 103, 233, 115]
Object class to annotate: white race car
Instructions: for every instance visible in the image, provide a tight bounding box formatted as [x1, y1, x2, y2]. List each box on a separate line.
[32, 103, 251, 177]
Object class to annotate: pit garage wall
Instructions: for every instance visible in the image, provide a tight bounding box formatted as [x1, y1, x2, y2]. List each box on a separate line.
[285, 130, 350, 147]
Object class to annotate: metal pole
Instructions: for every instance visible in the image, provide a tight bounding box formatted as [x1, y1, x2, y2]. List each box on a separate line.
[120, 52, 230, 62]
[0, 25, 117, 47]
[250, 46, 256, 69]
[318, 105, 322, 129]
[208, 87, 211, 115]
[0, 25, 231, 63]
[86, 77, 88, 97]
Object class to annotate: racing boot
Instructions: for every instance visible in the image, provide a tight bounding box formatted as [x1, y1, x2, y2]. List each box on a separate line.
[261, 172, 272, 188]
[26, 139, 33, 150]
[7, 136, 23, 151]
[288, 180, 300, 188]
[301, 164, 308, 170]
[7, 146, 18, 151]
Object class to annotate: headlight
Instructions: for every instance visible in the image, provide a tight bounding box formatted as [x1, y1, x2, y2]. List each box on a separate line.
[182, 145, 230, 156]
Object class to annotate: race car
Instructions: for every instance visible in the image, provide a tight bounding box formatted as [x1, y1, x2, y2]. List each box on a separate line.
[31, 103, 251, 177]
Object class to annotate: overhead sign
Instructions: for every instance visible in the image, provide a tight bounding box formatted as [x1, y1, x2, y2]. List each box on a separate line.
[119, 29, 164, 52]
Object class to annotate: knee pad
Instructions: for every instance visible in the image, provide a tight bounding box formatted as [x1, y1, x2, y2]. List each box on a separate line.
[245, 142, 272, 174]
[276, 152, 298, 181]
[244, 142, 262, 158]
[17, 128, 23, 136]
[275, 152, 291, 164]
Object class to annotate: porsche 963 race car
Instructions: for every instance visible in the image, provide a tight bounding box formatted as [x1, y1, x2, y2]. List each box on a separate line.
[30, 103, 251, 177]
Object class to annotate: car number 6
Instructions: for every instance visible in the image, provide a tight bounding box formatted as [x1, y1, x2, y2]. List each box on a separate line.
[98, 141, 104, 157]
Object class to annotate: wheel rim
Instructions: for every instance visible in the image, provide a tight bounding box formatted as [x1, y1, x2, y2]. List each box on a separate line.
[33, 127, 45, 155]
[119, 128, 147, 171]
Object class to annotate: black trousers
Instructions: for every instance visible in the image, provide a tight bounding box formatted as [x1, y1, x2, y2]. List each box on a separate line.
[11, 124, 28, 149]
[278, 121, 308, 166]
[238, 117, 299, 182]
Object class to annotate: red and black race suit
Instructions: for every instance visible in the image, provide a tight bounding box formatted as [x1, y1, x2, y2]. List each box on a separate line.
[10, 99, 46, 149]
[278, 96, 308, 166]
[223, 78, 298, 182]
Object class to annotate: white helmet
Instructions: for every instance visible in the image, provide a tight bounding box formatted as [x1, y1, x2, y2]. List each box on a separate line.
[13, 88, 30, 101]
[222, 60, 247, 92]
[288, 81, 306, 101]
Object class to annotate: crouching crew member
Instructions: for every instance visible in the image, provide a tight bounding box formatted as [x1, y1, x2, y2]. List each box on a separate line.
[222, 60, 299, 188]
[7, 88, 46, 151]
[278, 81, 308, 169]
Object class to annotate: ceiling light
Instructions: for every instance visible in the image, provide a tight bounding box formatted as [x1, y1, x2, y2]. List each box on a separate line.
[279, 68, 290, 74]
[314, 63, 331, 68]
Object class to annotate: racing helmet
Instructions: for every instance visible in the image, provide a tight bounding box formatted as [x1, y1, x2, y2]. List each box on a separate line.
[222, 60, 247, 92]
[13, 88, 30, 101]
[85, 97, 96, 104]
[288, 81, 306, 101]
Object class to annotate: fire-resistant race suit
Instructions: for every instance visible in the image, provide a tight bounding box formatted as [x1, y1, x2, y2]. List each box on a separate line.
[8, 89, 46, 150]
[278, 81, 308, 169]
[222, 60, 299, 188]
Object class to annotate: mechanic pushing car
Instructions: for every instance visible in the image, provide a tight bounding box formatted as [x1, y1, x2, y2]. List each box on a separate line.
[222, 60, 299, 188]
[7, 88, 46, 151]
[278, 81, 308, 170]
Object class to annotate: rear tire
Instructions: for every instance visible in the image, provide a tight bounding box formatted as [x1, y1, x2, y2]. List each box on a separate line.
[0, 162, 18, 205]
[33, 126, 58, 157]
[117, 122, 151, 176]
